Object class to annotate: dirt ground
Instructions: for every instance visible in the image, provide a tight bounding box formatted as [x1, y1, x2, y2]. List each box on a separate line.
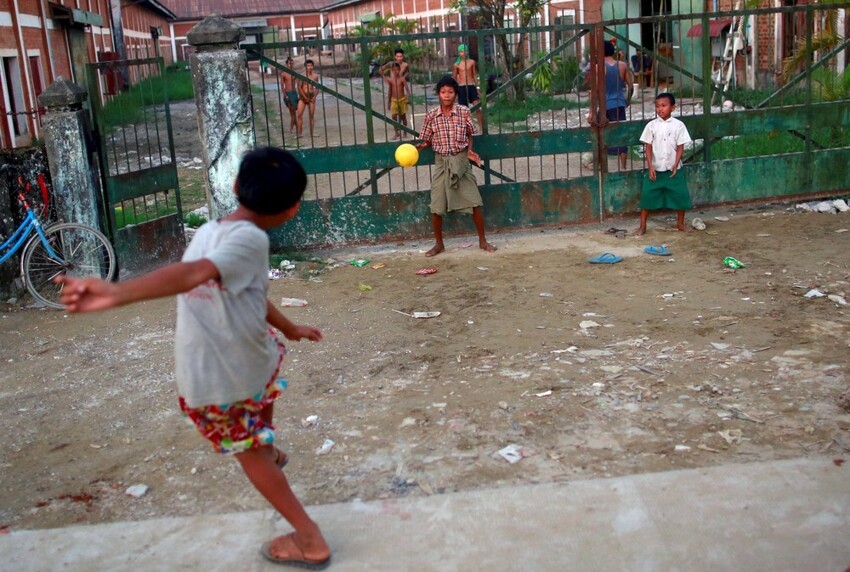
[1, 205, 849, 532]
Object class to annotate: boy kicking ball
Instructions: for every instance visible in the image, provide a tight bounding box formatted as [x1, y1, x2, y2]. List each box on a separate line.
[634, 93, 693, 236]
[57, 148, 331, 570]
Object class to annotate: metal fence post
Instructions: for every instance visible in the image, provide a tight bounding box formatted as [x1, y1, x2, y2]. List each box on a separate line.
[187, 15, 254, 218]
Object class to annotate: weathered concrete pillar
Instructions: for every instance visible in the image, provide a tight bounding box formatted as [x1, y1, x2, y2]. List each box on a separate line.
[187, 15, 254, 218]
[37, 77, 105, 234]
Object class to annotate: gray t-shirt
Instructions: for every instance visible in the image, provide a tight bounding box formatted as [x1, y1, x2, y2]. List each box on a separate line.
[175, 220, 279, 407]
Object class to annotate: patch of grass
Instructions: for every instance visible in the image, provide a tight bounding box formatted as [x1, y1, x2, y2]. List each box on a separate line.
[98, 68, 194, 131]
[113, 204, 177, 229]
[693, 126, 848, 161]
[486, 94, 582, 124]
[724, 86, 808, 108]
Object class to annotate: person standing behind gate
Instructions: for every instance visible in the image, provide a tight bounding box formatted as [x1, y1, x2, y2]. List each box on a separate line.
[384, 62, 409, 140]
[452, 45, 483, 130]
[381, 48, 410, 82]
[634, 93, 693, 236]
[588, 41, 634, 169]
[415, 76, 496, 257]
[280, 57, 298, 134]
[297, 60, 320, 139]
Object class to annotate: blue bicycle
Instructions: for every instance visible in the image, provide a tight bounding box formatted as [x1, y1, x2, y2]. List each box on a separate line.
[0, 173, 115, 309]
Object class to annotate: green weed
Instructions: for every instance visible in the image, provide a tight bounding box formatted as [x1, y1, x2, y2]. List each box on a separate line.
[183, 212, 207, 228]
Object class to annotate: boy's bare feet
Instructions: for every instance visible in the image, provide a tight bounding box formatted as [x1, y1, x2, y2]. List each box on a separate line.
[676, 223, 693, 233]
[425, 243, 445, 257]
[263, 531, 331, 567]
[480, 241, 496, 253]
[633, 227, 646, 237]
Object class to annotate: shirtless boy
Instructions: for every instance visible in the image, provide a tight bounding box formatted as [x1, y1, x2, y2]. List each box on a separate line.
[280, 57, 297, 133]
[452, 44, 483, 129]
[297, 60, 320, 138]
[382, 48, 410, 82]
[384, 62, 409, 139]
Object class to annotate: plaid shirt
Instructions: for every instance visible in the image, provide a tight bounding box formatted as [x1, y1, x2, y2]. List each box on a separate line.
[420, 104, 474, 156]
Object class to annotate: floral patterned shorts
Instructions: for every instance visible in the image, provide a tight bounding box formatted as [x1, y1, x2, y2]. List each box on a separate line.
[179, 338, 287, 455]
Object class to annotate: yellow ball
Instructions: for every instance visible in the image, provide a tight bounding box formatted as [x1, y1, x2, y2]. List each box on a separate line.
[395, 143, 419, 168]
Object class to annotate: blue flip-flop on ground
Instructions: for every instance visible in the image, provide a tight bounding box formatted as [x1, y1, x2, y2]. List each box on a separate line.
[588, 252, 623, 264]
[644, 245, 672, 256]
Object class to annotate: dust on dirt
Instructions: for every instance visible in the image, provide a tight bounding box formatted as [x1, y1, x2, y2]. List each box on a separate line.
[1, 206, 849, 531]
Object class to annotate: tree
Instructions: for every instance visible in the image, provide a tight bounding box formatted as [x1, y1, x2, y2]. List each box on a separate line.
[349, 15, 431, 72]
[780, 0, 845, 85]
[451, 0, 550, 100]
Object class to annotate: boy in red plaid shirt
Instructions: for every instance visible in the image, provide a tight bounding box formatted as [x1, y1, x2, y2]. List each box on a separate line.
[415, 76, 496, 257]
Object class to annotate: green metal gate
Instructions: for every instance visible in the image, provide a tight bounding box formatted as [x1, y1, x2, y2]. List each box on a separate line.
[241, 3, 849, 249]
[87, 56, 185, 275]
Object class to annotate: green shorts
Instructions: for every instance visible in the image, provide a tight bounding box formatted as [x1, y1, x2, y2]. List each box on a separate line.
[640, 170, 692, 211]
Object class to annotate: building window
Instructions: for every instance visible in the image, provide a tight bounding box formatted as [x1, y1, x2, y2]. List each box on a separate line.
[555, 10, 577, 59]
[2, 57, 28, 137]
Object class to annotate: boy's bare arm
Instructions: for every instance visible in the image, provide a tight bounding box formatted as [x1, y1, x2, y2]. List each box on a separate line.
[645, 143, 656, 180]
[266, 300, 323, 342]
[57, 259, 220, 313]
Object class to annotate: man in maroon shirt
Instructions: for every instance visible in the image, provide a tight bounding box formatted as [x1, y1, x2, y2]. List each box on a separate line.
[415, 76, 496, 257]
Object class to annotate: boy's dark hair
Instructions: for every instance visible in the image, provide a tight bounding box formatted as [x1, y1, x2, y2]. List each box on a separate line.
[395, 48, 404, 55]
[236, 147, 306, 215]
[305, 59, 314, 66]
[435, 75, 459, 95]
[604, 41, 615, 57]
[656, 92, 676, 106]
[391, 62, 401, 69]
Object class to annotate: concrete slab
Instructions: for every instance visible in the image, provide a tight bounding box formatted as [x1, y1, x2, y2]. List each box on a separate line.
[2, 457, 848, 571]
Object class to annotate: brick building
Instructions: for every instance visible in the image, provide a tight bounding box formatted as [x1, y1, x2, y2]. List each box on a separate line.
[164, 0, 328, 63]
[0, 0, 175, 149]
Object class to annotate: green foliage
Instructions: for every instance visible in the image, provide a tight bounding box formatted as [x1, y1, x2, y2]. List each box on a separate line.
[98, 67, 194, 132]
[349, 15, 432, 69]
[530, 51, 552, 93]
[811, 67, 850, 101]
[183, 212, 207, 228]
[550, 56, 580, 94]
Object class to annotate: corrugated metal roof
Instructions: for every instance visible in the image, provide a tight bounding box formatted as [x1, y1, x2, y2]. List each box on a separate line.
[686, 18, 733, 39]
[163, 0, 331, 21]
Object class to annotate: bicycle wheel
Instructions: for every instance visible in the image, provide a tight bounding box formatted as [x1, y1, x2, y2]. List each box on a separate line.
[22, 223, 116, 309]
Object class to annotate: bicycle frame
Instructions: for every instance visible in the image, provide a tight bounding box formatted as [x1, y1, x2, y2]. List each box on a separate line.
[0, 202, 61, 266]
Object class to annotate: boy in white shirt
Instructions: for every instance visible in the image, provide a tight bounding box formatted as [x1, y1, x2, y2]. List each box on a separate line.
[57, 148, 331, 569]
[634, 93, 693, 236]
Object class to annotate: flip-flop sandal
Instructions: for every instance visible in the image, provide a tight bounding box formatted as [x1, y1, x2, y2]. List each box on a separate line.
[260, 535, 331, 570]
[588, 252, 623, 264]
[644, 245, 672, 256]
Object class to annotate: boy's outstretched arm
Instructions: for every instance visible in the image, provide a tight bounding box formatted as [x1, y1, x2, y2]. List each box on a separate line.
[266, 300, 323, 342]
[57, 259, 219, 313]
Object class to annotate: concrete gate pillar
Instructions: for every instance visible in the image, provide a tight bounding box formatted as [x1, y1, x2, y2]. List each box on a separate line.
[187, 15, 254, 218]
[37, 77, 105, 234]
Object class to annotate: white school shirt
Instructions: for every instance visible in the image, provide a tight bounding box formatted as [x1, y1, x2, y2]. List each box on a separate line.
[639, 116, 692, 172]
[175, 220, 279, 407]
